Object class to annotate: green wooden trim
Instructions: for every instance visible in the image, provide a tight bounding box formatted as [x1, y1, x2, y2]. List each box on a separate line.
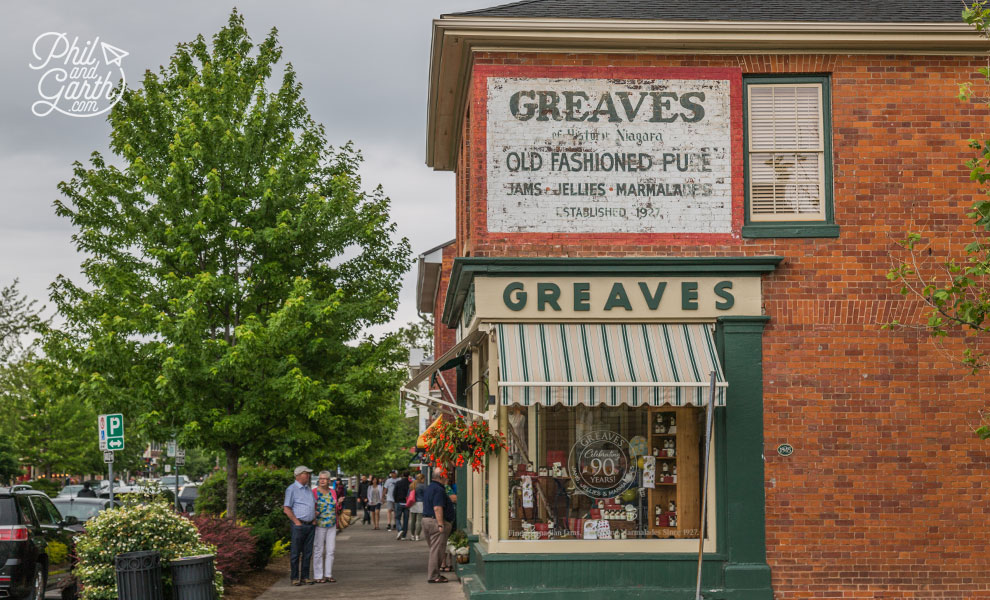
[741, 223, 839, 238]
[473, 549, 728, 562]
[715, 315, 772, 591]
[742, 75, 837, 239]
[441, 257, 784, 327]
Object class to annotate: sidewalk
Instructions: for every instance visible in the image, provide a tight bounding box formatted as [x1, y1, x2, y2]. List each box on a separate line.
[256, 519, 465, 599]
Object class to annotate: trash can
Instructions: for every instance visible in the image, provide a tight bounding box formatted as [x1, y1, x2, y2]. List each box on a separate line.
[169, 554, 217, 600]
[115, 551, 164, 600]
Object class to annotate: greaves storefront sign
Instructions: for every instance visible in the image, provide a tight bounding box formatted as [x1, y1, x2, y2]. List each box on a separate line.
[483, 68, 742, 236]
[473, 276, 760, 322]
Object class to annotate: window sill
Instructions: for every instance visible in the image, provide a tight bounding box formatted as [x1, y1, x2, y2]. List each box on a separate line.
[742, 222, 839, 239]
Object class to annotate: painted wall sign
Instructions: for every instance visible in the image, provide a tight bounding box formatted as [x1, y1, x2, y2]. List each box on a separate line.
[487, 76, 732, 234]
[472, 276, 761, 322]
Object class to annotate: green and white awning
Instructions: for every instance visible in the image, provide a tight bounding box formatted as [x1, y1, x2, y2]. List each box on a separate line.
[495, 323, 726, 407]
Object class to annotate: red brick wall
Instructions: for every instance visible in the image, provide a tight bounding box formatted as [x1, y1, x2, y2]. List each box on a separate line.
[432, 244, 459, 398]
[450, 52, 990, 598]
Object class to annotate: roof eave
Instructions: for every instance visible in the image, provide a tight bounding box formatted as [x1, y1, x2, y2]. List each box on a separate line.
[426, 17, 984, 171]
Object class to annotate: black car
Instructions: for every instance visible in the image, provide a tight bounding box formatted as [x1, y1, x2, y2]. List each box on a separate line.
[176, 485, 198, 514]
[0, 486, 79, 599]
[49, 499, 117, 533]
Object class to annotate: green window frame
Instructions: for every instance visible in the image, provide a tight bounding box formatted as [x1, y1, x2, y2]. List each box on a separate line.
[742, 75, 838, 238]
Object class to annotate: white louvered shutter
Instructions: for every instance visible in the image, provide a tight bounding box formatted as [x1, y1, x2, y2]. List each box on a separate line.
[748, 84, 825, 221]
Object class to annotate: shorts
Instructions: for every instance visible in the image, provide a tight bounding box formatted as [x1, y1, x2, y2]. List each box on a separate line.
[385, 501, 395, 511]
[368, 503, 381, 511]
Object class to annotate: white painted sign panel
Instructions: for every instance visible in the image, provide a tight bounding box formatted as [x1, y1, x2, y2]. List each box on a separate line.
[486, 77, 732, 234]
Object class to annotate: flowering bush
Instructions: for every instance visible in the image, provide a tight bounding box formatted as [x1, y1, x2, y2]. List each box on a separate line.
[190, 515, 257, 584]
[75, 498, 222, 600]
[422, 417, 507, 476]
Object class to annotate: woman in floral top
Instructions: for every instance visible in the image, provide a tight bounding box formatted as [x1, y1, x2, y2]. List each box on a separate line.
[312, 471, 340, 583]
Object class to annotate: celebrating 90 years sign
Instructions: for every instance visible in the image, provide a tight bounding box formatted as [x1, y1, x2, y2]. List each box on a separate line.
[487, 76, 732, 234]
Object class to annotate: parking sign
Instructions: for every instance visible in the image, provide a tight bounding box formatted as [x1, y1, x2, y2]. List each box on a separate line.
[98, 413, 125, 451]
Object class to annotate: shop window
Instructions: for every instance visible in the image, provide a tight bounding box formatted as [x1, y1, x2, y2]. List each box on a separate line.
[503, 404, 711, 544]
[743, 76, 838, 238]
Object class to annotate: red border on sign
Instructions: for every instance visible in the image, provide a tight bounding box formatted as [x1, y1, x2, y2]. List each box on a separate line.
[471, 64, 745, 245]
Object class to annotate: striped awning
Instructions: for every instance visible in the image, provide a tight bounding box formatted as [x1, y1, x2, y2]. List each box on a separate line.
[495, 323, 726, 407]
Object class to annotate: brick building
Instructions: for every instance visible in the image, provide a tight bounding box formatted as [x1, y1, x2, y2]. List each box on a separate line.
[404, 1, 990, 598]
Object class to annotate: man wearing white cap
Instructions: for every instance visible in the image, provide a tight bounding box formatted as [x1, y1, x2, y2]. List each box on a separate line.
[283, 465, 317, 585]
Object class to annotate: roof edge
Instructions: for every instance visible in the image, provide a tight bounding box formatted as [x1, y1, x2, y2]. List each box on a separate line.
[426, 17, 985, 170]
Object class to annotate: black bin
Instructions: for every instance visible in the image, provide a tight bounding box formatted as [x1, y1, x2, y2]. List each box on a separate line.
[115, 551, 164, 600]
[342, 495, 357, 515]
[169, 554, 217, 600]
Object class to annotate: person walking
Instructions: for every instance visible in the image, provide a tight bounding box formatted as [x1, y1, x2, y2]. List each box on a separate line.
[312, 471, 340, 583]
[422, 467, 455, 583]
[393, 470, 411, 540]
[366, 476, 383, 529]
[383, 470, 399, 531]
[409, 473, 426, 541]
[283, 466, 316, 586]
[357, 475, 371, 525]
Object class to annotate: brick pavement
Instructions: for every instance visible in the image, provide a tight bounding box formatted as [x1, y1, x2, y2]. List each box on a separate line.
[256, 519, 464, 599]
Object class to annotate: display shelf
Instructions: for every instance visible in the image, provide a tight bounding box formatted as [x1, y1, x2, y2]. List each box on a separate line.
[647, 407, 701, 539]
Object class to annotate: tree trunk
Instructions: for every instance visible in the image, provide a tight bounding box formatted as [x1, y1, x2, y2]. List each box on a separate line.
[225, 446, 239, 521]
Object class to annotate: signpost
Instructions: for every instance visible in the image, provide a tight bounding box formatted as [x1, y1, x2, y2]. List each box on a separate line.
[98, 414, 124, 504]
[172, 444, 184, 511]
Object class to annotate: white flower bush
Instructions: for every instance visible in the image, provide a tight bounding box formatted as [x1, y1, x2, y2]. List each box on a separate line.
[75, 498, 223, 599]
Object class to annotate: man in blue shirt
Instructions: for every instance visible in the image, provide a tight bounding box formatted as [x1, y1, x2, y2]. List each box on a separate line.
[422, 468, 454, 583]
[283, 466, 316, 585]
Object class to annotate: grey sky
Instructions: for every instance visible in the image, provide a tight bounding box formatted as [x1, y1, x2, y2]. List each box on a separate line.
[0, 1, 493, 338]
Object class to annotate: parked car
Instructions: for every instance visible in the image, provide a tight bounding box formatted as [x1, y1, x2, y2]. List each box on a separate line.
[49, 498, 118, 532]
[176, 485, 198, 513]
[158, 475, 190, 489]
[54, 486, 82, 499]
[0, 485, 79, 599]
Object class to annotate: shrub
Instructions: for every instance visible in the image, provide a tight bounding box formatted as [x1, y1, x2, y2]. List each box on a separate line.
[270, 538, 290, 559]
[75, 498, 222, 600]
[248, 525, 275, 570]
[190, 516, 257, 584]
[26, 478, 60, 496]
[196, 466, 293, 540]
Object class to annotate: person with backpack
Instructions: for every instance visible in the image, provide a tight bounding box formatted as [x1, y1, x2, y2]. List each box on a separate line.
[393, 470, 412, 540]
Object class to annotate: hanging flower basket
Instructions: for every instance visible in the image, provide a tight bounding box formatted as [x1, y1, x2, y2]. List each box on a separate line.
[422, 417, 507, 476]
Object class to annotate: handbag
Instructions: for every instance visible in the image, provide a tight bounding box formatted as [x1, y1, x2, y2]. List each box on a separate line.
[406, 487, 416, 507]
[337, 509, 351, 530]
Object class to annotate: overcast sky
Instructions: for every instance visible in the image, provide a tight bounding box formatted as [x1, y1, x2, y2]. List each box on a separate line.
[0, 1, 494, 341]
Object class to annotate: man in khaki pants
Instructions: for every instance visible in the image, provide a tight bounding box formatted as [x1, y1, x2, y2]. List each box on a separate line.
[422, 467, 452, 583]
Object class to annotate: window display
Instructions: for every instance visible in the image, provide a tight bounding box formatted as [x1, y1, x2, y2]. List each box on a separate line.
[503, 404, 707, 542]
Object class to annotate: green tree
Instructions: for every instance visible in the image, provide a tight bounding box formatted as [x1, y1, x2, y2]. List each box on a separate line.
[0, 436, 21, 485]
[0, 279, 43, 364]
[887, 1, 990, 439]
[48, 11, 409, 519]
[9, 359, 101, 478]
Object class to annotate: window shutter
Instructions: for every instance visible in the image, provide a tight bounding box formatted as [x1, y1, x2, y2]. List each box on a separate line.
[748, 84, 825, 221]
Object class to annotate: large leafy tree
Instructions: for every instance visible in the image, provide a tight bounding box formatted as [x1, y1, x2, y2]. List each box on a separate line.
[887, 1, 990, 438]
[9, 360, 103, 478]
[49, 11, 410, 518]
[0, 280, 43, 364]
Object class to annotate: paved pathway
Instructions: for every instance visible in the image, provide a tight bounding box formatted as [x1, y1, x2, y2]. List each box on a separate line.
[256, 520, 465, 599]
